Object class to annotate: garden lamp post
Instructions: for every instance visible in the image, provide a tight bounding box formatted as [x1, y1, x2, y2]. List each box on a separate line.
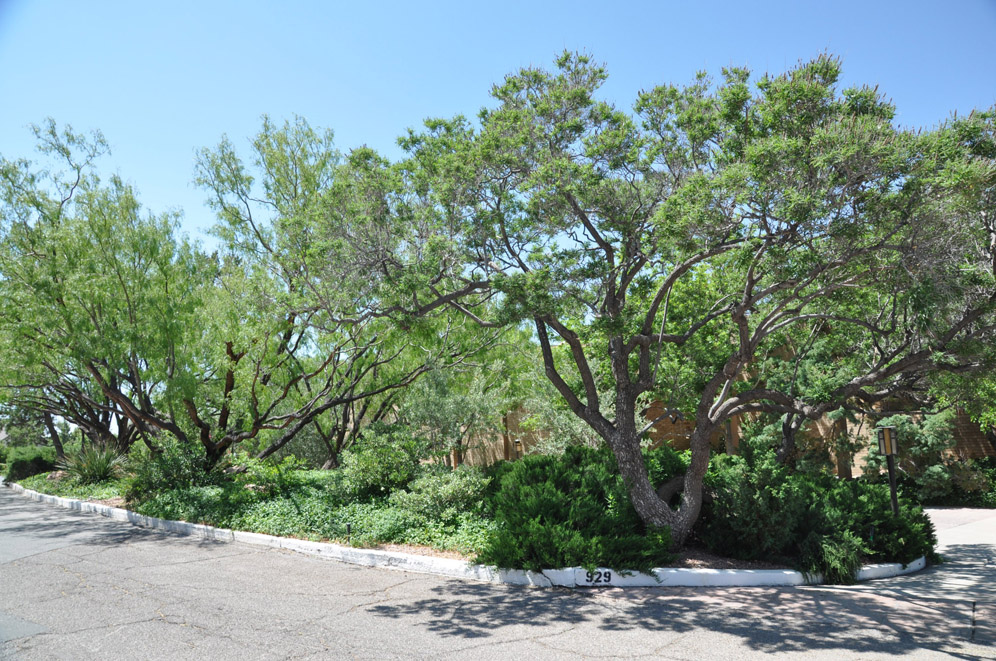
[877, 426, 899, 517]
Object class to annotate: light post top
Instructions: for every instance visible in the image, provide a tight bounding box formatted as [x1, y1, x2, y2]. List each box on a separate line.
[877, 426, 898, 456]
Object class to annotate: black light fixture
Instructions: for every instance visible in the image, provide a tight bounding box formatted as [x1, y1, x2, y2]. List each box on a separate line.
[877, 426, 897, 456]
[877, 426, 900, 517]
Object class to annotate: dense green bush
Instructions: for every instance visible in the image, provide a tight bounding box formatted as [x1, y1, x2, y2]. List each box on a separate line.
[700, 453, 814, 560]
[700, 449, 938, 583]
[5, 445, 57, 481]
[644, 445, 691, 487]
[388, 465, 491, 521]
[0, 444, 8, 465]
[814, 477, 938, 565]
[477, 445, 677, 572]
[125, 440, 216, 502]
[58, 445, 125, 484]
[137, 485, 237, 525]
[337, 424, 428, 500]
[798, 529, 865, 584]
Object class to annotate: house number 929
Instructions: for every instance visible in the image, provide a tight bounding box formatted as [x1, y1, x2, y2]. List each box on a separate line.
[585, 570, 612, 584]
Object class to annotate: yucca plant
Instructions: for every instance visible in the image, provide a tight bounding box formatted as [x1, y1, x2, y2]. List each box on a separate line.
[59, 445, 125, 484]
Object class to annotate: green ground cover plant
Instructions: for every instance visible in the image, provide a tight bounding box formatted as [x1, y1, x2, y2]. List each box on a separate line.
[17, 473, 128, 501]
[125, 444, 497, 555]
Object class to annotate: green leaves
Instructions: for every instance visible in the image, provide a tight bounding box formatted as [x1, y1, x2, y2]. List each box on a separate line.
[0, 124, 207, 452]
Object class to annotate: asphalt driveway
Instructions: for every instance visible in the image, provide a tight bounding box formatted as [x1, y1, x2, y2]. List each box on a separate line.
[1, 487, 993, 660]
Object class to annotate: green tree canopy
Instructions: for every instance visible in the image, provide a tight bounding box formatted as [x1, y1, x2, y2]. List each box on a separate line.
[397, 53, 996, 544]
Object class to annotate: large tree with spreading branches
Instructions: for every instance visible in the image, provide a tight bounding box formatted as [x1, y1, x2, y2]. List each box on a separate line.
[395, 54, 996, 544]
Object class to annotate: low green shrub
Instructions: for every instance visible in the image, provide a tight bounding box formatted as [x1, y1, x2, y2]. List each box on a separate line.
[5, 445, 57, 481]
[699, 450, 938, 582]
[231, 455, 312, 495]
[137, 485, 234, 525]
[814, 477, 938, 566]
[700, 452, 814, 560]
[477, 446, 674, 572]
[337, 424, 428, 500]
[58, 445, 125, 484]
[388, 465, 491, 522]
[17, 473, 127, 501]
[125, 440, 216, 503]
[0, 444, 8, 464]
[330, 501, 428, 545]
[799, 529, 866, 584]
[228, 490, 337, 538]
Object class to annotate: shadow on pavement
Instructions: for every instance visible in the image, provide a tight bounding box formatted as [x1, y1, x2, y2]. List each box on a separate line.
[369, 572, 991, 658]
[0, 492, 225, 550]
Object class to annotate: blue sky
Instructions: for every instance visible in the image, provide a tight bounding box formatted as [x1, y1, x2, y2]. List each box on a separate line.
[2, 0, 994, 242]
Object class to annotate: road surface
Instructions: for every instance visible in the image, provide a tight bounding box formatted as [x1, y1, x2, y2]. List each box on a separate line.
[1, 486, 993, 659]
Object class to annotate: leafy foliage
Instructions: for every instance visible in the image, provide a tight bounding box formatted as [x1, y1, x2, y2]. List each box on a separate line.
[477, 446, 676, 572]
[388, 465, 491, 521]
[4, 446, 57, 481]
[125, 440, 216, 502]
[58, 445, 125, 484]
[337, 424, 429, 500]
[701, 449, 938, 582]
[701, 453, 814, 560]
[864, 412, 991, 504]
[813, 477, 937, 566]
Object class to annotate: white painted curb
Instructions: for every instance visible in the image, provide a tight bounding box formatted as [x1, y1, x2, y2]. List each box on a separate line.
[1, 478, 927, 588]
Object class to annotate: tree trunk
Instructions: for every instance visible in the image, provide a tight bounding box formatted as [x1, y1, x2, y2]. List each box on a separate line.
[43, 413, 65, 460]
[776, 413, 804, 467]
[723, 418, 737, 456]
[502, 413, 512, 461]
[834, 417, 853, 479]
[204, 441, 231, 471]
[605, 421, 714, 548]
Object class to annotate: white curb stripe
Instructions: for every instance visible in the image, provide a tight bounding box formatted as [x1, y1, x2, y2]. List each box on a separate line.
[0, 479, 927, 588]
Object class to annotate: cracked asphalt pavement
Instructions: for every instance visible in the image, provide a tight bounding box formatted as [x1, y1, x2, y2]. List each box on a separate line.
[1, 487, 994, 660]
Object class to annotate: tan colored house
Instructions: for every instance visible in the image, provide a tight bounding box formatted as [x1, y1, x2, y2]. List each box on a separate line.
[458, 403, 995, 477]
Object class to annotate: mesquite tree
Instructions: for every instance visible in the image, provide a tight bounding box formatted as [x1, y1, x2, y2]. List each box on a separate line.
[194, 117, 499, 467]
[0, 119, 496, 468]
[0, 121, 207, 455]
[401, 54, 996, 545]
